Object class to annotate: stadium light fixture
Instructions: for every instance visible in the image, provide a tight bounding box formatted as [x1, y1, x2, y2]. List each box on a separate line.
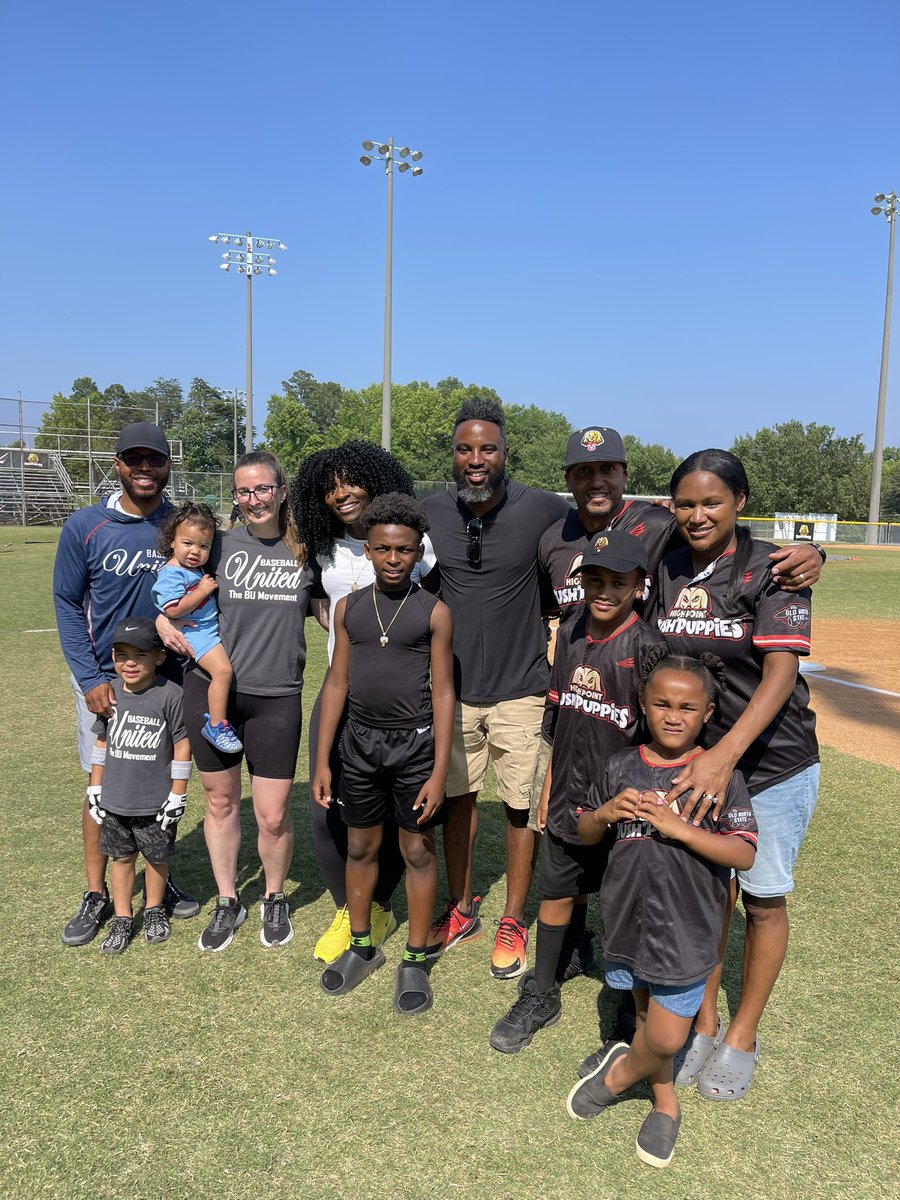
[208, 229, 286, 451]
[358, 137, 425, 450]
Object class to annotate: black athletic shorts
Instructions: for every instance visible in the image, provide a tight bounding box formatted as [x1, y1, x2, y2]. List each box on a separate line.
[182, 669, 302, 779]
[338, 719, 446, 833]
[100, 811, 176, 863]
[538, 828, 609, 900]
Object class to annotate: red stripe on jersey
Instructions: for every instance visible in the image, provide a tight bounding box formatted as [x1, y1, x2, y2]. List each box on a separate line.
[718, 829, 758, 847]
[84, 518, 111, 544]
[548, 689, 559, 704]
[753, 635, 810, 650]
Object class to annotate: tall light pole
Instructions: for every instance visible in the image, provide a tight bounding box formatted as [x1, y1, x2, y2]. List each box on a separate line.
[209, 232, 286, 450]
[359, 139, 424, 450]
[867, 192, 897, 545]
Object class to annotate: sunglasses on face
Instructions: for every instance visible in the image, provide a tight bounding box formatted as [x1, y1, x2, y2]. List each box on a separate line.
[119, 450, 168, 468]
[233, 484, 278, 501]
[466, 517, 482, 568]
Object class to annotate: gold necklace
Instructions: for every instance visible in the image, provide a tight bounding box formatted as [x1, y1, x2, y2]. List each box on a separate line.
[372, 584, 413, 647]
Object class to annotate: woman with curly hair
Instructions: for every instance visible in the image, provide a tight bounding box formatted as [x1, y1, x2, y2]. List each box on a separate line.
[292, 441, 436, 963]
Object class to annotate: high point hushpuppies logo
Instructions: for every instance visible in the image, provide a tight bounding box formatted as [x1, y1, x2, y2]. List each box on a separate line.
[559, 663, 631, 727]
[773, 601, 810, 630]
[657, 584, 744, 640]
[619, 790, 670, 840]
[554, 551, 586, 607]
[581, 429, 605, 452]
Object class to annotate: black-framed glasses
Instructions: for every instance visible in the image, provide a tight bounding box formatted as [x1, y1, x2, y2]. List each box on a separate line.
[466, 517, 482, 568]
[119, 450, 168, 468]
[233, 484, 277, 501]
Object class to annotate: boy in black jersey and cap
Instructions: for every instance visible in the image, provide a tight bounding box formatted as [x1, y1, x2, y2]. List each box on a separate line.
[313, 493, 454, 1014]
[490, 529, 665, 1053]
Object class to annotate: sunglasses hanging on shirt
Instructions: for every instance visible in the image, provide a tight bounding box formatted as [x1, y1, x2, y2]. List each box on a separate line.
[466, 517, 482, 568]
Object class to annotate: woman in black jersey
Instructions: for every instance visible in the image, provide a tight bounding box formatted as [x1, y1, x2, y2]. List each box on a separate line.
[655, 449, 819, 1101]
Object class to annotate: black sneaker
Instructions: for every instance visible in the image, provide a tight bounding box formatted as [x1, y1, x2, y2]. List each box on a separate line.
[578, 1037, 629, 1079]
[61, 889, 112, 946]
[197, 895, 246, 952]
[489, 976, 562, 1053]
[100, 916, 133, 955]
[260, 892, 294, 948]
[164, 876, 200, 920]
[566, 1040, 629, 1120]
[144, 905, 171, 944]
[636, 1108, 681, 1168]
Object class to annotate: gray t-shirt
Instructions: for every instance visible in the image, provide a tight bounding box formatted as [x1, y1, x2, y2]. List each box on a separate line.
[195, 526, 314, 697]
[92, 676, 186, 817]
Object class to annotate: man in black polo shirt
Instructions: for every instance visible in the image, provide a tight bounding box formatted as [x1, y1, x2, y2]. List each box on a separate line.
[423, 400, 570, 979]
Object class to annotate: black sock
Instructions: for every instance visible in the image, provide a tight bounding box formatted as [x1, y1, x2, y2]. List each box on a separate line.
[568, 902, 587, 937]
[402, 942, 427, 966]
[557, 903, 588, 976]
[349, 927, 375, 961]
[534, 919, 568, 992]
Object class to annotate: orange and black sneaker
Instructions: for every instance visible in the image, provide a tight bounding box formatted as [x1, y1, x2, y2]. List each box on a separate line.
[490, 916, 528, 980]
[425, 896, 483, 958]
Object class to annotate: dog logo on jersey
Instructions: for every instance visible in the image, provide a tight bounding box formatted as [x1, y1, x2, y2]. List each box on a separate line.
[580, 429, 605, 452]
[559, 663, 631, 728]
[658, 584, 745, 640]
[773, 602, 810, 630]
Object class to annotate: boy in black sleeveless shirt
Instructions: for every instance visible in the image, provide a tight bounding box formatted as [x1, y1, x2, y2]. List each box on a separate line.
[313, 494, 454, 1014]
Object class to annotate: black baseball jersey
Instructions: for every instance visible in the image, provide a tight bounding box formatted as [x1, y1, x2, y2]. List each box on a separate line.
[538, 501, 679, 626]
[656, 540, 818, 795]
[424, 481, 570, 704]
[597, 746, 758, 986]
[545, 611, 665, 843]
[343, 583, 440, 730]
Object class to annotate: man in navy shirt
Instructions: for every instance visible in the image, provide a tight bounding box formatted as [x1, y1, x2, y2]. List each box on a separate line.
[53, 422, 198, 945]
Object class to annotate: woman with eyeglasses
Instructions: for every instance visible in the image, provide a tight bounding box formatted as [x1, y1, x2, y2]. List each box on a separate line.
[157, 450, 315, 954]
[292, 440, 436, 964]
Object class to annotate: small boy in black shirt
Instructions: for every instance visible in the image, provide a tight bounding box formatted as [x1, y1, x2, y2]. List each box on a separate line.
[86, 617, 192, 954]
[313, 493, 454, 1014]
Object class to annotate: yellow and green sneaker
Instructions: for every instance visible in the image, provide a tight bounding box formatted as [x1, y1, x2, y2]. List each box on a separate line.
[314, 906, 351, 963]
[371, 902, 398, 947]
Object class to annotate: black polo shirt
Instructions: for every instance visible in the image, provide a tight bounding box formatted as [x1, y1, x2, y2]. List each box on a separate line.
[425, 481, 570, 704]
[538, 500, 679, 626]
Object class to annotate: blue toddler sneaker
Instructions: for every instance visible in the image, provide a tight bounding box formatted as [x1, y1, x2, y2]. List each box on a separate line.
[201, 714, 243, 754]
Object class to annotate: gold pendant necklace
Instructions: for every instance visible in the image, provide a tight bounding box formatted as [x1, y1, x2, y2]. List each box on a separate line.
[372, 585, 413, 647]
[348, 544, 367, 592]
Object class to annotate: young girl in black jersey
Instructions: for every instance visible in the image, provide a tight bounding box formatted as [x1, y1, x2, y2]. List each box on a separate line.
[570, 649, 757, 1169]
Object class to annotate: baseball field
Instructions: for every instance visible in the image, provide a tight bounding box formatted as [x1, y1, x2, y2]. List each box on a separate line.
[1, 529, 896, 1200]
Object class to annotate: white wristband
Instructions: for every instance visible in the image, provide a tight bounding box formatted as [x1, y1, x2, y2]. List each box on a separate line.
[170, 760, 193, 780]
[91, 746, 107, 765]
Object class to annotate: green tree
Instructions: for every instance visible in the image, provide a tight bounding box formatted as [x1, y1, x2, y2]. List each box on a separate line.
[278, 369, 345, 434]
[35, 377, 114, 483]
[622, 436, 679, 496]
[881, 451, 900, 517]
[730, 421, 870, 520]
[172, 378, 243, 473]
[129, 378, 185, 432]
[505, 404, 572, 490]
[263, 393, 321, 476]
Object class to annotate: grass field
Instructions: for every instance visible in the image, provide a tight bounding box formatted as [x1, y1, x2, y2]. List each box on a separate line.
[1, 529, 897, 1200]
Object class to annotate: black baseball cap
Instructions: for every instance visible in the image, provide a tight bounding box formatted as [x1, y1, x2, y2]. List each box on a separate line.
[116, 422, 171, 459]
[571, 529, 648, 575]
[564, 426, 627, 469]
[112, 616, 164, 653]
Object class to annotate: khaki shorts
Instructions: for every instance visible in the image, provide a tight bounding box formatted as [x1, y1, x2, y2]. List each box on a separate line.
[446, 695, 545, 810]
[527, 736, 553, 831]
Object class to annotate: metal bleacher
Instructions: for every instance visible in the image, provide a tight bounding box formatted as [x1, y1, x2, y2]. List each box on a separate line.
[0, 447, 76, 525]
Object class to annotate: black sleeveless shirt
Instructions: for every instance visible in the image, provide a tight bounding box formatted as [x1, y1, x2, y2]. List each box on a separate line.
[343, 583, 439, 730]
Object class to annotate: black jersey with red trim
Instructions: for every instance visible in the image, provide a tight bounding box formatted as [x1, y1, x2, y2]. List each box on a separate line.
[656, 540, 818, 795]
[538, 501, 678, 626]
[343, 583, 439, 730]
[545, 611, 665, 843]
[597, 746, 757, 986]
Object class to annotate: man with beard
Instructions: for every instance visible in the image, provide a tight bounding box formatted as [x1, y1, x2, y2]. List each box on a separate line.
[422, 400, 570, 979]
[54, 423, 199, 945]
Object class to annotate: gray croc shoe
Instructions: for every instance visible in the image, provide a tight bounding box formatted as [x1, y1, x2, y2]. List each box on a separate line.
[394, 963, 433, 1015]
[320, 947, 385, 996]
[696, 1040, 760, 1101]
[673, 1016, 723, 1086]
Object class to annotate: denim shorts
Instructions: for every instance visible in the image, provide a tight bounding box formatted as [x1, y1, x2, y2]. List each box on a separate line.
[605, 962, 707, 1018]
[737, 763, 819, 898]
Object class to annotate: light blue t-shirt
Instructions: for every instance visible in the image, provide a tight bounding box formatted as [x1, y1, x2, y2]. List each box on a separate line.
[152, 564, 221, 660]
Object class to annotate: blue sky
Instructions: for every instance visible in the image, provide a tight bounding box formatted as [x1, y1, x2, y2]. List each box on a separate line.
[2, 0, 898, 455]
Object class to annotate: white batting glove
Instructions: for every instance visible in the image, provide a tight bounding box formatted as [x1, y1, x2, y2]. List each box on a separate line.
[156, 791, 186, 831]
[86, 785, 106, 826]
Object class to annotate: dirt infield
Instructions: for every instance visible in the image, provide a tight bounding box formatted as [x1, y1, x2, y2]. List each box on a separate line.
[807, 619, 900, 770]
